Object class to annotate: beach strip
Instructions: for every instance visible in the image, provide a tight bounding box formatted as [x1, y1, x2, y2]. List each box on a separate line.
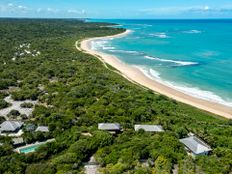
[80, 30, 232, 119]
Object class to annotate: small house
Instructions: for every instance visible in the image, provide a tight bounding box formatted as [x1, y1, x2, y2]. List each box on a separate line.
[12, 137, 25, 147]
[98, 123, 121, 134]
[134, 125, 164, 132]
[0, 121, 24, 133]
[180, 135, 212, 156]
[35, 126, 49, 133]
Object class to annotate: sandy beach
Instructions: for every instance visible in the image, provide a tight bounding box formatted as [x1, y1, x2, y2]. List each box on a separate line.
[80, 30, 232, 119]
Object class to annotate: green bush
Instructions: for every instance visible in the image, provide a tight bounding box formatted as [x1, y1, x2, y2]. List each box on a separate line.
[8, 109, 20, 116]
[0, 99, 9, 109]
[20, 102, 34, 108]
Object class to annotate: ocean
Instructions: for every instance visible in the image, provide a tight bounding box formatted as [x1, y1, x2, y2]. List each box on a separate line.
[89, 19, 232, 107]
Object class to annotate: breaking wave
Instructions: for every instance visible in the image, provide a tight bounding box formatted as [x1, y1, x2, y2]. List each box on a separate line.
[183, 30, 202, 34]
[144, 56, 199, 66]
[137, 67, 232, 107]
[109, 49, 143, 55]
[150, 32, 169, 38]
[91, 40, 115, 50]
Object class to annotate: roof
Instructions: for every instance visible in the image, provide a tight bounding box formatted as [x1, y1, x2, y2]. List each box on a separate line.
[98, 123, 121, 131]
[134, 125, 164, 132]
[180, 136, 212, 155]
[0, 121, 24, 132]
[36, 126, 49, 132]
[12, 138, 24, 145]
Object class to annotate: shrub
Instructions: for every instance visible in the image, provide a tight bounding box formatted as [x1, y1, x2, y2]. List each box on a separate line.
[0, 99, 9, 109]
[20, 102, 34, 108]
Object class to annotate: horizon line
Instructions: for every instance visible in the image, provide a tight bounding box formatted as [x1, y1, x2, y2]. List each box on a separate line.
[1, 17, 232, 20]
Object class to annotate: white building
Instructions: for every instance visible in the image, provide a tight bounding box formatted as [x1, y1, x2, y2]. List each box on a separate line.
[134, 125, 164, 132]
[98, 123, 121, 134]
[0, 121, 24, 133]
[35, 126, 49, 133]
[180, 136, 212, 156]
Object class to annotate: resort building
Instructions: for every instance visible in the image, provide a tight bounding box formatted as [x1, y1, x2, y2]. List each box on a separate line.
[134, 125, 164, 132]
[12, 137, 25, 147]
[179, 135, 212, 156]
[35, 126, 49, 133]
[0, 121, 24, 133]
[98, 123, 121, 134]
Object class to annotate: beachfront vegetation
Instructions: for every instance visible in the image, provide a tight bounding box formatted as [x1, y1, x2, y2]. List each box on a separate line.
[0, 92, 10, 109]
[0, 18, 232, 174]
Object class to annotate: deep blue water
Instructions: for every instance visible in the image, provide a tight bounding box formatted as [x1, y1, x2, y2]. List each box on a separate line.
[89, 19, 232, 106]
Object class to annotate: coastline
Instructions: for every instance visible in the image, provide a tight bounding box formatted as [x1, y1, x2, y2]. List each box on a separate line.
[80, 30, 232, 119]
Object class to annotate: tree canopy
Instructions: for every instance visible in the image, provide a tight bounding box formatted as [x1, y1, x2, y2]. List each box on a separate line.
[0, 18, 231, 174]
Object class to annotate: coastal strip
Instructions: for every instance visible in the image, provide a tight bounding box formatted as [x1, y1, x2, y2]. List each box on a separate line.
[80, 30, 232, 119]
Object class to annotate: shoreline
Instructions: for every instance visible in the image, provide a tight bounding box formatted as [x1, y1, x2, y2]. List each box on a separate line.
[80, 30, 232, 119]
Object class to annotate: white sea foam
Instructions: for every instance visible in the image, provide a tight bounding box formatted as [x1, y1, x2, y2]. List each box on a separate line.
[183, 30, 202, 34]
[109, 49, 142, 55]
[136, 66, 161, 79]
[150, 69, 161, 79]
[167, 83, 232, 107]
[91, 40, 115, 50]
[150, 32, 169, 38]
[102, 46, 115, 50]
[137, 67, 232, 107]
[144, 56, 198, 66]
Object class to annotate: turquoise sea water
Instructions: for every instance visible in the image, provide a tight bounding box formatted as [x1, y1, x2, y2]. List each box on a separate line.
[90, 19, 232, 107]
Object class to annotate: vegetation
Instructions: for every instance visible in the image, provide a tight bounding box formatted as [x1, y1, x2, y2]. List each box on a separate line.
[0, 92, 10, 109]
[0, 99, 9, 109]
[0, 18, 232, 174]
[8, 109, 21, 117]
[20, 102, 34, 108]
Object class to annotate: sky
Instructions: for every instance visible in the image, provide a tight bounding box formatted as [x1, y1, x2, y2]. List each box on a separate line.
[1, 0, 232, 19]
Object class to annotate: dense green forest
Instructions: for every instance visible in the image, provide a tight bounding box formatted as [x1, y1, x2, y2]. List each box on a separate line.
[0, 19, 232, 174]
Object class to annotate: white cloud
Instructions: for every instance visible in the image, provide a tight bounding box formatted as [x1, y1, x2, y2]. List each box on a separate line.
[8, 3, 13, 7]
[140, 7, 186, 15]
[68, 9, 79, 14]
[204, 6, 210, 11]
[139, 6, 232, 16]
[37, 8, 42, 13]
[0, 2, 88, 17]
[67, 9, 86, 15]
[81, 9, 86, 15]
[17, 5, 27, 11]
[47, 8, 58, 13]
[0, 3, 29, 13]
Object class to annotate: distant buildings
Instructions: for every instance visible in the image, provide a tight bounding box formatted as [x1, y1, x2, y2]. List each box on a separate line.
[35, 126, 49, 133]
[134, 125, 164, 132]
[0, 121, 24, 133]
[98, 123, 121, 134]
[0, 119, 53, 153]
[180, 135, 212, 156]
[98, 123, 166, 135]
